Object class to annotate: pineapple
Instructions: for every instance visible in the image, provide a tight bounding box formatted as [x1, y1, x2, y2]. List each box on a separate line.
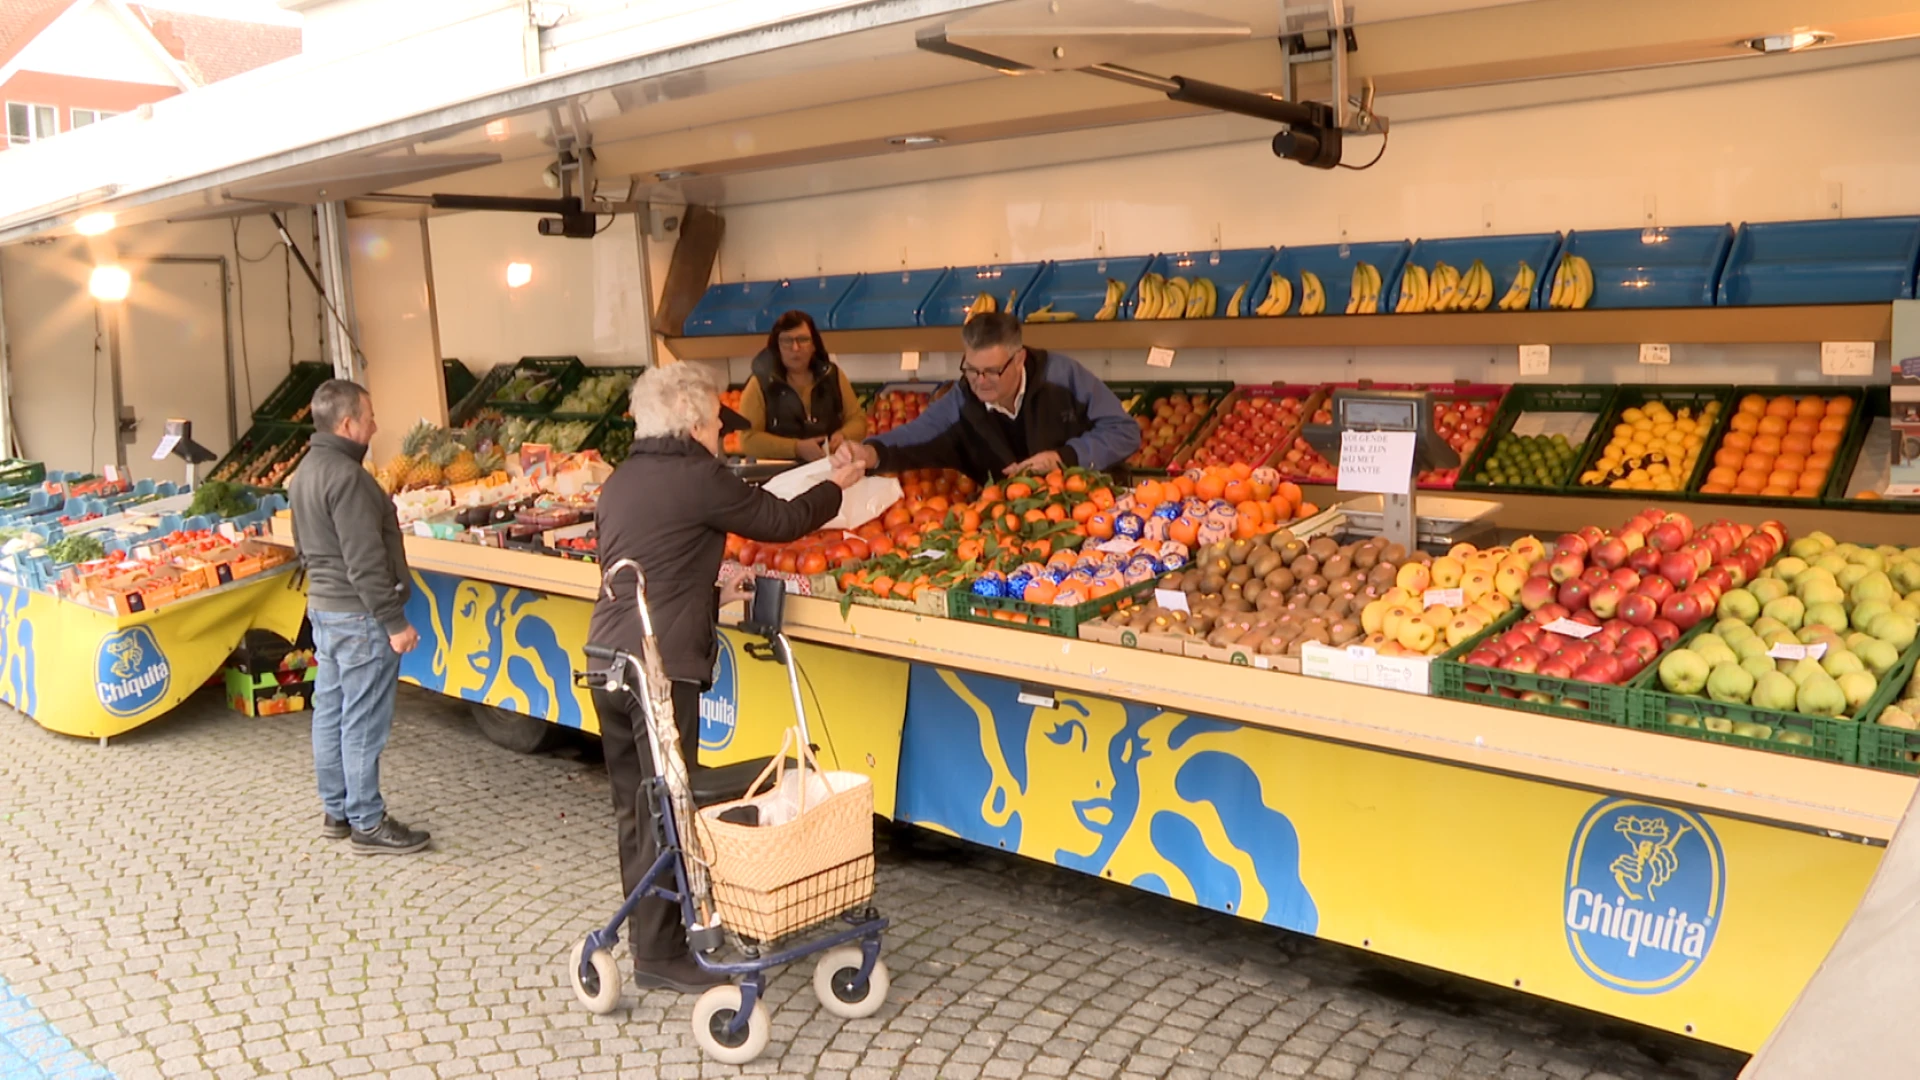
[388, 420, 437, 489]
[475, 446, 506, 480]
[444, 447, 481, 485]
[399, 426, 448, 490]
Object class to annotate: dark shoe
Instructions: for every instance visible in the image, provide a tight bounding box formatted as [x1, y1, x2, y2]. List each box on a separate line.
[633, 954, 728, 994]
[349, 815, 431, 855]
[321, 814, 350, 840]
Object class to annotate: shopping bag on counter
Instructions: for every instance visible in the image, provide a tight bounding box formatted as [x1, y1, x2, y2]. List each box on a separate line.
[758, 458, 902, 531]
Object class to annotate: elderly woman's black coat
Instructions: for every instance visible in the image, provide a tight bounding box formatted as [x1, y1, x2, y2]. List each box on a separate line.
[586, 435, 840, 683]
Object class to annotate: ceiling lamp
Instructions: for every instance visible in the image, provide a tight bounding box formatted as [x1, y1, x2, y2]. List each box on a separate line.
[1743, 31, 1833, 54]
[74, 212, 116, 236]
[89, 265, 131, 302]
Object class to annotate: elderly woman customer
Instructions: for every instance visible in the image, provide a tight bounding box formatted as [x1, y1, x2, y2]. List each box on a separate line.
[586, 363, 864, 993]
[735, 310, 868, 461]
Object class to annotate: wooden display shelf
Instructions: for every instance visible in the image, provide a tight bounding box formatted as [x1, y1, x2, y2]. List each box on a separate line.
[663, 303, 1892, 359]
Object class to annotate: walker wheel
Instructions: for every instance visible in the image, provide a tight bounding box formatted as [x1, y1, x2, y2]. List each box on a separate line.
[567, 939, 621, 1015]
[691, 984, 770, 1065]
[812, 946, 890, 1019]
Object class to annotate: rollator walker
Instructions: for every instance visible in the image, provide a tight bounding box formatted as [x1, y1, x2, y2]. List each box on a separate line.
[571, 559, 890, 1064]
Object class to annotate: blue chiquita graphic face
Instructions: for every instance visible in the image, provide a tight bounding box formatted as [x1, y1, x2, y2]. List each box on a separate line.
[97, 626, 171, 717]
[699, 637, 739, 752]
[1564, 797, 1726, 995]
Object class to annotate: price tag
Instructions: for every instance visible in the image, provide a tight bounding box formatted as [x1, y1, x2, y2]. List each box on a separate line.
[1146, 346, 1176, 369]
[1518, 344, 1551, 376]
[1153, 588, 1189, 613]
[150, 433, 182, 461]
[1336, 430, 1416, 496]
[1423, 588, 1464, 609]
[1300, 642, 1339, 679]
[900, 350, 920, 372]
[1096, 537, 1139, 555]
[1639, 343, 1671, 366]
[1820, 341, 1874, 377]
[1768, 641, 1828, 661]
[913, 549, 944, 560]
[1542, 618, 1602, 639]
[1300, 641, 1432, 694]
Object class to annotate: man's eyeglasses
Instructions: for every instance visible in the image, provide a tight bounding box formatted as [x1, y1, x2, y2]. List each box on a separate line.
[960, 349, 1022, 381]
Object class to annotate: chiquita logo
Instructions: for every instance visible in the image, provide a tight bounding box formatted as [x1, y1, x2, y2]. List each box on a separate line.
[96, 626, 172, 717]
[1564, 797, 1725, 995]
[698, 638, 738, 752]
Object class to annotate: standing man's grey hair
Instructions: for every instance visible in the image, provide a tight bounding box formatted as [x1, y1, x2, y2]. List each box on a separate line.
[628, 364, 720, 440]
[961, 311, 1023, 354]
[310, 379, 370, 436]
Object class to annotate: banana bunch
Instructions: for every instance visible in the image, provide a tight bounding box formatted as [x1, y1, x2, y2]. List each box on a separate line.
[1133, 275, 1219, 320]
[1496, 261, 1537, 310]
[1252, 271, 1294, 317]
[1024, 302, 1078, 323]
[1092, 278, 1127, 321]
[1344, 262, 1383, 314]
[965, 292, 997, 321]
[1297, 271, 1327, 316]
[1395, 259, 1496, 312]
[1548, 255, 1594, 309]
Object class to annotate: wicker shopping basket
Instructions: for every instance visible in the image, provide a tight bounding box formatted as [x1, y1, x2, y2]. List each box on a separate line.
[694, 730, 875, 941]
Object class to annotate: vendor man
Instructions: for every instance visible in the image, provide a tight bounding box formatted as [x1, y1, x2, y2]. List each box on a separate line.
[840, 311, 1140, 479]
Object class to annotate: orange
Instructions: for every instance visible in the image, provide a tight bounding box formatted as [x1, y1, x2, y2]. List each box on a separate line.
[1005, 481, 1033, 500]
[1780, 433, 1813, 455]
[1750, 434, 1782, 456]
[1044, 504, 1067, 523]
[1228, 461, 1253, 481]
[1757, 416, 1788, 437]
[1794, 484, 1823, 499]
[1133, 479, 1165, 507]
[1730, 414, 1760, 434]
[1170, 475, 1196, 499]
[1706, 466, 1738, 486]
[1786, 418, 1818, 437]
[1761, 485, 1793, 497]
[1023, 580, 1058, 604]
[800, 552, 829, 575]
[1195, 474, 1226, 500]
[1767, 469, 1799, 490]
[1169, 517, 1199, 547]
[1826, 396, 1854, 416]
[1278, 481, 1304, 506]
[1733, 479, 1763, 495]
[1072, 500, 1097, 524]
[1765, 396, 1797, 418]
[1223, 479, 1252, 504]
[1723, 431, 1754, 452]
[1736, 468, 1770, 491]
[1774, 453, 1807, 475]
[1087, 513, 1114, 540]
[1090, 487, 1116, 510]
[1743, 452, 1777, 475]
[1699, 483, 1731, 494]
[1807, 451, 1835, 472]
[1795, 397, 1825, 419]
[1714, 447, 1746, 470]
[979, 484, 1003, 505]
[1738, 394, 1767, 415]
[1296, 501, 1319, 517]
[1818, 416, 1849, 434]
[1812, 431, 1844, 454]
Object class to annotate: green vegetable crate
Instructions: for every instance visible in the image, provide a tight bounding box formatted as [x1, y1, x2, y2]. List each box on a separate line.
[251, 362, 332, 425]
[947, 575, 1160, 638]
[1857, 644, 1920, 771]
[1428, 607, 1636, 725]
[1567, 384, 1734, 499]
[489, 356, 585, 414]
[549, 366, 644, 422]
[1623, 621, 1920, 765]
[1455, 384, 1617, 495]
[442, 359, 477, 408]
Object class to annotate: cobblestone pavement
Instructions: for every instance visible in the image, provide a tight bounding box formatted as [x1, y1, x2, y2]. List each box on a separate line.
[0, 687, 1750, 1080]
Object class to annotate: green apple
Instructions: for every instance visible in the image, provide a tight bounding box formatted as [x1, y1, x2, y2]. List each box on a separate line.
[1839, 670, 1879, 713]
[1658, 649, 1711, 696]
[1751, 671, 1799, 711]
[1870, 613, 1918, 650]
[1751, 575, 1794, 603]
[1717, 589, 1761, 623]
[1797, 673, 1848, 717]
[1707, 663, 1755, 704]
[1762, 596, 1806, 631]
[1804, 602, 1849, 632]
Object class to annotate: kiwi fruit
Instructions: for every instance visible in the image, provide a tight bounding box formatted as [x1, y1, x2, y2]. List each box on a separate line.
[1198, 572, 1227, 595]
[1367, 563, 1398, 590]
[1227, 538, 1254, 566]
[1381, 542, 1408, 565]
[1223, 597, 1254, 613]
[1290, 554, 1321, 579]
[1263, 567, 1297, 593]
[1330, 619, 1361, 645]
[1206, 625, 1240, 648]
[1322, 554, 1352, 580]
[1308, 593, 1332, 612]
[1248, 548, 1282, 580]
[1257, 635, 1290, 656]
[1305, 536, 1336, 560]
[1410, 549, 1433, 566]
[1222, 581, 1244, 602]
[1256, 587, 1288, 610]
[1278, 539, 1307, 563]
[1300, 574, 1328, 596]
[1352, 543, 1380, 571]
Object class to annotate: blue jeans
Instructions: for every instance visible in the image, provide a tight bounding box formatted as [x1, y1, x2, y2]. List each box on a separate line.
[310, 609, 402, 832]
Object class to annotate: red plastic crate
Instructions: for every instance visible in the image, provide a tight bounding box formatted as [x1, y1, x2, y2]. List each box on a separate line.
[1169, 383, 1326, 473]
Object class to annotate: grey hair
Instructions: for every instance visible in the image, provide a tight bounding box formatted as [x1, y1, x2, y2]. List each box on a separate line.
[628, 363, 719, 440]
[961, 310, 1022, 353]
[310, 379, 369, 435]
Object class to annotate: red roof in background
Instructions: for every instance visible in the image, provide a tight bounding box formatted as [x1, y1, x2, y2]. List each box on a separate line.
[0, 0, 78, 71]
[130, 5, 302, 85]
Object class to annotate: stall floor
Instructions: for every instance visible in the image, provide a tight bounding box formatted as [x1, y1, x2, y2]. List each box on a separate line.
[0, 686, 1746, 1080]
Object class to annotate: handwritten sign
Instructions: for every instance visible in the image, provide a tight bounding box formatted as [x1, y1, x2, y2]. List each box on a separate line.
[1639, 343, 1671, 366]
[1337, 430, 1416, 495]
[1543, 618, 1602, 639]
[1154, 589, 1190, 613]
[1096, 538, 1139, 555]
[1768, 641, 1828, 661]
[1146, 347, 1176, 369]
[1300, 641, 1431, 694]
[1518, 344, 1551, 376]
[900, 351, 920, 372]
[1423, 588, 1464, 609]
[1820, 341, 1874, 377]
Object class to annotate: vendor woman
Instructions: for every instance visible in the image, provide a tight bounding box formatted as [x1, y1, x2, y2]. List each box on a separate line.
[736, 310, 868, 461]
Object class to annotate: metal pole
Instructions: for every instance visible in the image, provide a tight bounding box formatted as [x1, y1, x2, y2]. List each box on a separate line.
[0, 255, 15, 458]
[633, 205, 659, 368]
[314, 202, 360, 381]
[104, 303, 128, 473]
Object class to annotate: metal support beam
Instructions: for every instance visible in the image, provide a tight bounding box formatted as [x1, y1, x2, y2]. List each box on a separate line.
[0, 255, 15, 459]
[314, 201, 360, 382]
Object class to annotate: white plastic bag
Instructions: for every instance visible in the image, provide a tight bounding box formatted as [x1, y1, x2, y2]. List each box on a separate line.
[758, 460, 902, 532]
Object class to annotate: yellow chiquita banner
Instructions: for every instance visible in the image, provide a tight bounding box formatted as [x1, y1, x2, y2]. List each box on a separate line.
[0, 569, 307, 739]
[399, 569, 911, 814]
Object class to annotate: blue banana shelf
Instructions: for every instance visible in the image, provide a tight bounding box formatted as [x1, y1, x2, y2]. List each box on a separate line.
[682, 280, 783, 336]
[762, 274, 862, 330]
[1015, 256, 1152, 322]
[1717, 216, 1920, 306]
[829, 268, 944, 330]
[1553, 226, 1733, 309]
[1123, 248, 1276, 319]
[1404, 232, 1563, 312]
[1258, 241, 1412, 316]
[921, 262, 1046, 326]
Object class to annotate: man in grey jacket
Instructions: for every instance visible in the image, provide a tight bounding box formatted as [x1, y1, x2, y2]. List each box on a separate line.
[289, 380, 430, 855]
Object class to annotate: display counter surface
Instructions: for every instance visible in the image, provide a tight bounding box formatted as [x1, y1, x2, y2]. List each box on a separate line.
[405, 537, 1915, 841]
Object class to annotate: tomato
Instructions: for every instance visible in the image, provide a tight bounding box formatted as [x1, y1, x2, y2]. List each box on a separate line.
[844, 536, 871, 561]
[774, 550, 801, 575]
[868, 535, 896, 557]
[825, 542, 853, 566]
[800, 552, 829, 575]
[735, 541, 760, 567]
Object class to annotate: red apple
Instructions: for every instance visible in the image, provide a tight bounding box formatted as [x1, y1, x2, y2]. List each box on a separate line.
[1698, 567, 1733, 593]
[1498, 629, 1535, 653]
[1685, 584, 1720, 617]
[1620, 593, 1659, 627]
[1504, 646, 1547, 674]
[1538, 657, 1577, 680]
[1577, 525, 1608, 550]
[1590, 538, 1629, 571]
[1575, 656, 1624, 685]
[1535, 604, 1571, 625]
[1637, 576, 1676, 606]
[1465, 648, 1503, 668]
[1588, 581, 1625, 619]
[1580, 565, 1611, 588]
[1572, 609, 1603, 627]
[1556, 533, 1590, 559]
[1549, 550, 1586, 584]
[1519, 575, 1558, 612]
[1657, 552, 1697, 589]
[1558, 579, 1592, 612]
[1663, 511, 1695, 540]
[1648, 521, 1685, 553]
[1627, 547, 1663, 575]
[1620, 626, 1661, 663]
[1646, 618, 1681, 650]
[1660, 592, 1704, 630]
[1608, 568, 1642, 593]
[1617, 651, 1648, 680]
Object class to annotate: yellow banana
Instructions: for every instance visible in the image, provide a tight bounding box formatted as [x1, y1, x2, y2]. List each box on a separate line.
[1135, 273, 1164, 319]
[1093, 277, 1123, 321]
[1497, 261, 1533, 311]
[1225, 282, 1247, 317]
[1300, 271, 1326, 316]
[1549, 259, 1572, 309]
[1569, 255, 1594, 309]
[1163, 277, 1191, 319]
[1256, 272, 1292, 316]
[1186, 277, 1217, 318]
[1464, 260, 1491, 311]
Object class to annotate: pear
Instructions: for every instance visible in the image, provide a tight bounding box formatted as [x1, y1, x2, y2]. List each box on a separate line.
[1893, 600, 1920, 621]
[1857, 639, 1901, 678]
[1850, 601, 1892, 634]
[1835, 564, 1873, 592]
[1821, 649, 1865, 678]
[1707, 663, 1755, 704]
[1751, 576, 1794, 604]
[1880, 705, 1920, 731]
[1718, 589, 1762, 623]
[1889, 560, 1920, 594]
[1694, 636, 1739, 668]
[1789, 537, 1828, 560]
[1741, 655, 1778, 684]
[1797, 579, 1846, 608]
[1716, 617, 1757, 641]
[1667, 712, 1701, 729]
[1787, 657, 1827, 686]
[1763, 628, 1801, 649]
[1851, 549, 1886, 572]
[1753, 616, 1790, 639]
[1838, 670, 1879, 714]
[1751, 670, 1799, 711]
[1804, 603, 1848, 632]
[1776, 729, 1814, 746]
[1704, 716, 1736, 734]
[1850, 571, 1896, 607]
[1814, 553, 1849, 578]
[1732, 720, 1775, 740]
[1762, 596, 1806, 631]
[1847, 632, 1877, 652]
[1796, 672, 1848, 717]
[1870, 613, 1918, 650]
[1734, 636, 1772, 663]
